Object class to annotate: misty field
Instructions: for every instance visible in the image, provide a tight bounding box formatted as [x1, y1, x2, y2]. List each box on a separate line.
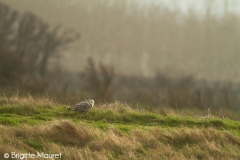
[1, 1, 240, 159]
[0, 95, 239, 160]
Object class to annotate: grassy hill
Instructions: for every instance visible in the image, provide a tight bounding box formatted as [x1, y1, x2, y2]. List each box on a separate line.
[0, 95, 239, 160]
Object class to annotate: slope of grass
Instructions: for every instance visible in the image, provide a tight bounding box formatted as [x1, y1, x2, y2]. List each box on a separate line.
[0, 95, 240, 159]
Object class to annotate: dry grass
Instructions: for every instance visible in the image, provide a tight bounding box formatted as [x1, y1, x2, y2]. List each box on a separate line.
[0, 93, 56, 108]
[0, 120, 239, 160]
[0, 95, 239, 159]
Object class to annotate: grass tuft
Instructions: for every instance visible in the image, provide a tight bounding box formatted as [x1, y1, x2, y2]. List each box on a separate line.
[0, 96, 239, 159]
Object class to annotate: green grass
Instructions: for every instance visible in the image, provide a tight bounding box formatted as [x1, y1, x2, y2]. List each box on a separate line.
[1, 103, 239, 131]
[0, 95, 240, 159]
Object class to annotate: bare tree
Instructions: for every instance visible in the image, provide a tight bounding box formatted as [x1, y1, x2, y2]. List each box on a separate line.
[0, 2, 79, 77]
[83, 57, 100, 92]
[82, 57, 114, 101]
[14, 12, 49, 74]
[0, 2, 18, 46]
[39, 26, 79, 76]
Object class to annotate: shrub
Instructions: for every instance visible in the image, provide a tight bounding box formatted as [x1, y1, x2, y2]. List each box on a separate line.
[0, 46, 24, 87]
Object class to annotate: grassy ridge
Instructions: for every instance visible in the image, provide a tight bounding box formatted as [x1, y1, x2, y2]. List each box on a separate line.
[0, 95, 240, 159]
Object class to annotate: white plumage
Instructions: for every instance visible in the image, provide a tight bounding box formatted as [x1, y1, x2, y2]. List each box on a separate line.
[68, 99, 94, 114]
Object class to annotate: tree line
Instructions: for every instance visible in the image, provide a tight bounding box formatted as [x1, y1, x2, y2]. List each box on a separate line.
[0, 2, 79, 90]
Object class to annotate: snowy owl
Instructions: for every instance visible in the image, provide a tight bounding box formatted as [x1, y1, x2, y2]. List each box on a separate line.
[68, 99, 94, 114]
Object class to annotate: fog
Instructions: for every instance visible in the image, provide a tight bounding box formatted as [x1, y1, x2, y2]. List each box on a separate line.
[2, 0, 240, 81]
[1, 0, 240, 109]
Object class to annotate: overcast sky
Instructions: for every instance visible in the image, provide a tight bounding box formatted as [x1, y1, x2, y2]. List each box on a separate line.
[148, 0, 240, 16]
[2, 0, 240, 15]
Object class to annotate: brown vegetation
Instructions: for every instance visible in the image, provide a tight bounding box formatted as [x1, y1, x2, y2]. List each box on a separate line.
[0, 95, 239, 159]
[0, 120, 239, 160]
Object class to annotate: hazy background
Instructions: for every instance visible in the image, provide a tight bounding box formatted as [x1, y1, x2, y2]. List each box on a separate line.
[1, 0, 240, 111]
[2, 0, 240, 80]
